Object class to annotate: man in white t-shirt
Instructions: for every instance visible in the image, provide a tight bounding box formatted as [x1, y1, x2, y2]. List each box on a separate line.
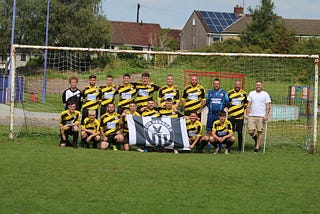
[245, 80, 271, 152]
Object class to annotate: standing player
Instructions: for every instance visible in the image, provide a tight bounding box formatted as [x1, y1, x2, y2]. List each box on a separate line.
[181, 75, 206, 117]
[158, 74, 180, 110]
[201, 78, 229, 152]
[228, 80, 248, 152]
[117, 74, 137, 114]
[62, 76, 82, 111]
[100, 103, 124, 150]
[134, 72, 160, 113]
[211, 111, 235, 155]
[81, 109, 100, 148]
[82, 75, 101, 123]
[186, 111, 203, 152]
[100, 74, 117, 116]
[245, 80, 271, 153]
[59, 100, 80, 148]
[119, 101, 141, 151]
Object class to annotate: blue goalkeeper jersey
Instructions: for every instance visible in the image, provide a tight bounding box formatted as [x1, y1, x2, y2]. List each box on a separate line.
[206, 89, 229, 116]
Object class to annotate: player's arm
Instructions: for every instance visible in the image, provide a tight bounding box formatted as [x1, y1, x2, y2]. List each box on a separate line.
[211, 129, 220, 141]
[265, 102, 271, 120]
[100, 126, 106, 139]
[245, 100, 252, 119]
[62, 91, 66, 109]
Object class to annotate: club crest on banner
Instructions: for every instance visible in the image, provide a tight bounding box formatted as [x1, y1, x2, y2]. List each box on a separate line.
[143, 118, 174, 147]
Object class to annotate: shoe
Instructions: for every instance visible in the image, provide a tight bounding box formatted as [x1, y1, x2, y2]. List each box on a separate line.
[73, 143, 78, 149]
[237, 146, 242, 153]
[136, 148, 144, 153]
[224, 148, 229, 155]
[213, 148, 220, 155]
[173, 149, 179, 154]
[254, 148, 259, 153]
[112, 145, 118, 151]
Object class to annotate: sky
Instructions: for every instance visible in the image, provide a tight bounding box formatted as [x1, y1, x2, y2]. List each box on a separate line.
[102, 0, 320, 29]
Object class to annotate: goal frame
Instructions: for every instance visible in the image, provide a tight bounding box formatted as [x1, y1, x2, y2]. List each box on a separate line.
[8, 44, 319, 154]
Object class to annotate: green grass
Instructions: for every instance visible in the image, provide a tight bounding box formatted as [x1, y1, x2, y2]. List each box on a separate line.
[0, 126, 319, 213]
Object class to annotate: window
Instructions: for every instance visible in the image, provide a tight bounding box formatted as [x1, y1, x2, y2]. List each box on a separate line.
[20, 54, 26, 61]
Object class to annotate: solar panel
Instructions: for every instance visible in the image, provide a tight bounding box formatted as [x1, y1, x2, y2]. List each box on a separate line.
[199, 11, 238, 33]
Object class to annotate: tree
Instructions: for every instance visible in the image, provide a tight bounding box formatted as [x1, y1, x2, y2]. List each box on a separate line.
[241, 0, 295, 53]
[158, 28, 180, 51]
[0, 0, 111, 56]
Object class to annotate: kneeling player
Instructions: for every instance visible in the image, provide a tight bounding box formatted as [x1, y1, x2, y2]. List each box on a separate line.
[100, 103, 124, 150]
[119, 101, 140, 151]
[59, 100, 80, 148]
[81, 110, 100, 148]
[186, 111, 203, 152]
[211, 111, 235, 155]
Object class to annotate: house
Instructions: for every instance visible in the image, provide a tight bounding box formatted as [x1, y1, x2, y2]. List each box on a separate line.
[180, 6, 244, 50]
[223, 16, 320, 40]
[181, 5, 320, 50]
[108, 21, 161, 51]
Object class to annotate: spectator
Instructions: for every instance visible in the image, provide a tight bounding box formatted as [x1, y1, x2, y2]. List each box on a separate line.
[245, 80, 271, 153]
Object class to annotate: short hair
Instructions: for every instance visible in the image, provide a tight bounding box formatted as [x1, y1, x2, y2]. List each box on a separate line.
[107, 103, 115, 107]
[123, 74, 131, 78]
[142, 72, 150, 78]
[68, 76, 78, 83]
[88, 109, 96, 115]
[219, 111, 226, 117]
[89, 75, 96, 79]
[129, 101, 136, 105]
[166, 98, 173, 102]
[66, 99, 76, 107]
[189, 111, 198, 115]
[106, 74, 113, 78]
[256, 80, 263, 84]
[214, 78, 220, 82]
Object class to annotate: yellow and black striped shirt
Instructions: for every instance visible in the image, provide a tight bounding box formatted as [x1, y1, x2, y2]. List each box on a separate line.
[100, 112, 121, 135]
[82, 85, 102, 110]
[159, 108, 184, 118]
[122, 110, 140, 133]
[228, 88, 248, 119]
[81, 118, 100, 133]
[182, 84, 205, 113]
[100, 84, 117, 107]
[212, 119, 233, 137]
[141, 107, 160, 117]
[186, 119, 203, 141]
[59, 110, 81, 130]
[117, 84, 137, 109]
[135, 82, 160, 108]
[158, 85, 180, 107]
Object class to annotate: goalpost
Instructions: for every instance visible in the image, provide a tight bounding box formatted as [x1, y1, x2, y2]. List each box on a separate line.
[7, 44, 319, 154]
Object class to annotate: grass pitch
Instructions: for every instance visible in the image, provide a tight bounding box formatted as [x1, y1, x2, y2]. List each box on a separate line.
[0, 129, 319, 213]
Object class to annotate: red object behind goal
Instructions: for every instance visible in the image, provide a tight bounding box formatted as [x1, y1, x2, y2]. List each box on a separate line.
[183, 70, 246, 90]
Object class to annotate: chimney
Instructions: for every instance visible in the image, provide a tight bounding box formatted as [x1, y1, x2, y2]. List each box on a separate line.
[234, 5, 244, 15]
[136, 3, 140, 23]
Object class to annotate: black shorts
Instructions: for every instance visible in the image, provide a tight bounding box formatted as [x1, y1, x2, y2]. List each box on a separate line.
[229, 118, 244, 133]
[104, 134, 117, 144]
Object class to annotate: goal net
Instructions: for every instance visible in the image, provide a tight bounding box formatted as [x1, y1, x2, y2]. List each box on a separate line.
[4, 44, 319, 152]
